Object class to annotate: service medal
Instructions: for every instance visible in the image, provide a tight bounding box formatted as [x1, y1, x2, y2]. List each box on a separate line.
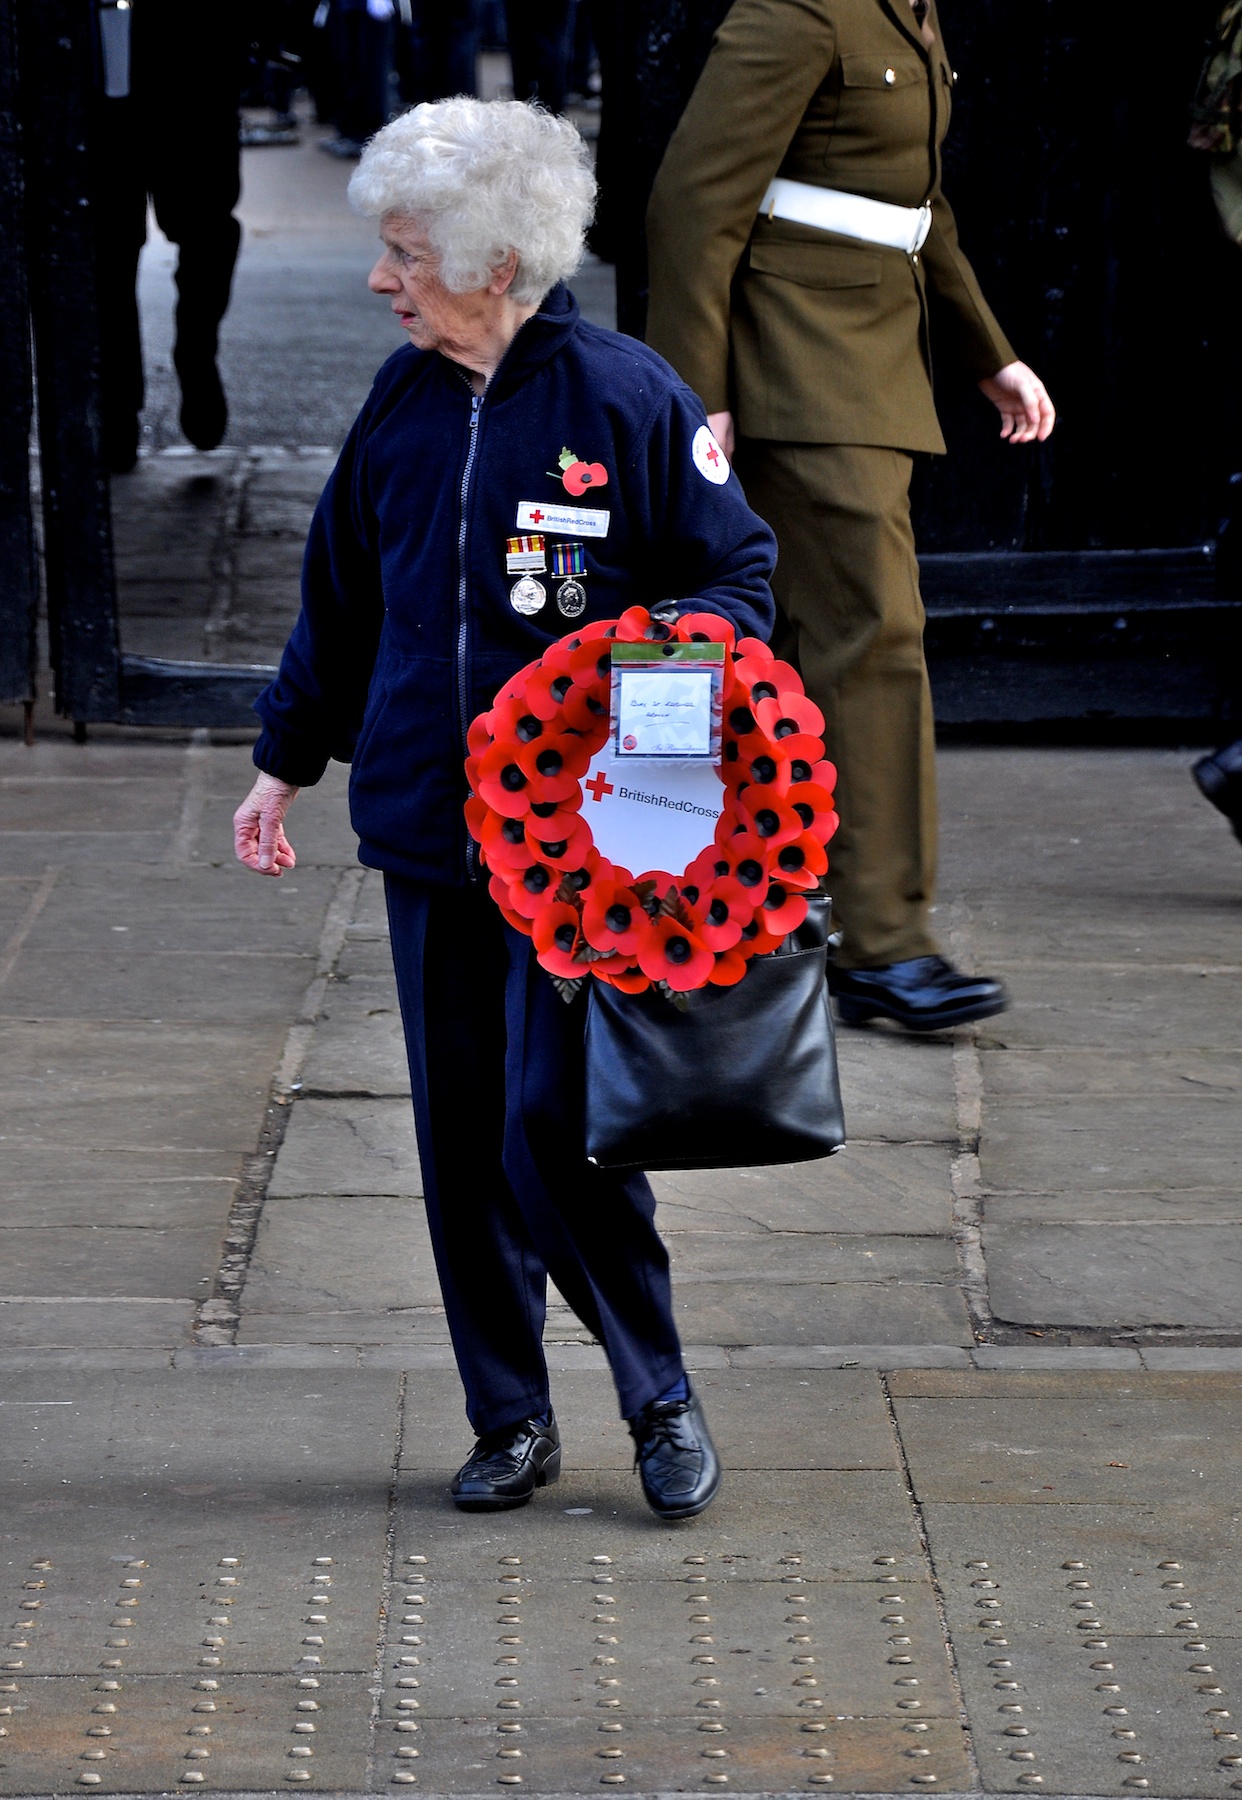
[556, 578, 587, 619]
[509, 575, 547, 617]
[506, 534, 546, 574]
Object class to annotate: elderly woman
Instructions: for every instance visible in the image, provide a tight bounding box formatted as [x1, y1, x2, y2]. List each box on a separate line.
[233, 98, 775, 1519]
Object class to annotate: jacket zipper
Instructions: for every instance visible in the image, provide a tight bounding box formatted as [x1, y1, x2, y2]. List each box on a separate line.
[458, 389, 483, 880]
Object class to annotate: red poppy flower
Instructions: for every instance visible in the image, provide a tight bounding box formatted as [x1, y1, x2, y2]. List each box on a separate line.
[677, 611, 737, 651]
[523, 796, 583, 844]
[464, 793, 490, 843]
[707, 947, 749, 985]
[712, 825, 771, 902]
[787, 781, 837, 841]
[739, 786, 804, 849]
[554, 848, 607, 904]
[561, 682, 612, 739]
[738, 913, 788, 956]
[753, 694, 825, 764]
[532, 901, 586, 978]
[467, 713, 495, 756]
[614, 605, 674, 643]
[516, 728, 591, 783]
[529, 812, 594, 870]
[563, 459, 608, 496]
[480, 809, 535, 875]
[691, 874, 753, 951]
[488, 873, 530, 933]
[593, 961, 650, 994]
[771, 829, 829, 890]
[683, 848, 733, 895]
[505, 860, 561, 920]
[476, 740, 533, 817]
[758, 881, 808, 936]
[636, 914, 714, 990]
[632, 869, 680, 904]
[744, 658, 801, 703]
[523, 660, 578, 721]
[568, 636, 613, 691]
[582, 878, 645, 956]
[735, 636, 774, 667]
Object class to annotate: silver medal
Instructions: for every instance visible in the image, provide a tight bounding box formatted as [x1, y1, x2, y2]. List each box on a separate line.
[509, 575, 547, 617]
[556, 577, 587, 619]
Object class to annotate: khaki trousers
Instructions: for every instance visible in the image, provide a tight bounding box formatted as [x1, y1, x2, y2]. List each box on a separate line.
[734, 441, 939, 969]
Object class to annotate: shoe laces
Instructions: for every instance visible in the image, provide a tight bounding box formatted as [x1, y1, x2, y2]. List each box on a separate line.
[629, 1397, 694, 1463]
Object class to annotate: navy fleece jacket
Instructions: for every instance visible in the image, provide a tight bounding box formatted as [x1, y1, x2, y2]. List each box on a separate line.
[252, 283, 776, 884]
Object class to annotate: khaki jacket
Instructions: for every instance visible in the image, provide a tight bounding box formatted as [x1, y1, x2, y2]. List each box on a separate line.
[645, 0, 1016, 453]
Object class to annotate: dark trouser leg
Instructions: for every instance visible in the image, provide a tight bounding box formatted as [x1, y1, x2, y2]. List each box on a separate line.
[331, 10, 392, 142]
[735, 440, 939, 970]
[503, 0, 572, 113]
[386, 878, 684, 1433]
[150, 122, 242, 448]
[400, 0, 480, 103]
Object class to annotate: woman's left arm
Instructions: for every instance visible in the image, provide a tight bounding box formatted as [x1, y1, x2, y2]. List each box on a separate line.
[635, 383, 778, 642]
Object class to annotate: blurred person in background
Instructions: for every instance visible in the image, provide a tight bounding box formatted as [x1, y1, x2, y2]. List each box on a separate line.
[318, 0, 394, 158]
[91, 0, 248, 469]
[395, 0, 481, 107]
[504, 0, 576, 115]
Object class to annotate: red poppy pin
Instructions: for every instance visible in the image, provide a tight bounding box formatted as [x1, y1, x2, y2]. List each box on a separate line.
[548, 445, 608, 495]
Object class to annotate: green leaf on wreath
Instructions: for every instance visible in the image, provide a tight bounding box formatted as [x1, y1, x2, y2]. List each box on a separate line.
[654, 978, 690, 1013]
[573, 942, 615, 965]
[550, 975, 585, 1005]
[558, 446, 578, 470]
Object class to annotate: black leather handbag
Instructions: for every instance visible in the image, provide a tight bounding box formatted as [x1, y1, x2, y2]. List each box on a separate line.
[583, 895, 846, 1172]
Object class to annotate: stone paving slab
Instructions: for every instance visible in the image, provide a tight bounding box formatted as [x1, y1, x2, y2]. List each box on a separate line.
[650, 1151, 957, 1240]
[0, 1302, 197, 1350]
[269, 1105, 423, 1201]
[979, 1097, 1238, 1193]
[985, 1223, 1242, 1329]
[244, 1201, 440, 1317]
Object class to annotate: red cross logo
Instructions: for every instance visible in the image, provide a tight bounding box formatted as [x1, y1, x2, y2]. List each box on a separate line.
[585, 771, 614, 802]
[529, 508, 545, 523]
[705, 442, 720, 465]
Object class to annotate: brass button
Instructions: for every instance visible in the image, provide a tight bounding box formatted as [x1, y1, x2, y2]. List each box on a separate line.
[884, 67, 896, 84]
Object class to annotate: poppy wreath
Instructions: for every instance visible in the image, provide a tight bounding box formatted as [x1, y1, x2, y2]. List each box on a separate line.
[464, 605, 839, 1000]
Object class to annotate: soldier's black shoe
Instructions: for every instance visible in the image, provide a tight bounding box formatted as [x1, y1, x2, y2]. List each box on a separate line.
[1192, 740, 1242, 844]
[450, 1412, 561, 1512]
[629, 1387, 721, 1521]
[177, 354, 228, 452]
[829, 955, 1008, 1032]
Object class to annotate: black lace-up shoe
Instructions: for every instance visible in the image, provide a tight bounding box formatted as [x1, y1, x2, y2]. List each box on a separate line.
[828, 954, 1008, 1032]
[450, 1412, 562, 1512]
[628, 1387, 721, 1521]
[1193, 740, 1242, 843]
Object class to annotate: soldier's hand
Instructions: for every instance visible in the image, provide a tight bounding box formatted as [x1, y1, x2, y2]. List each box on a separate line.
[234, 772, 300, 877]
[706, 410, 736, 463]
[978, 362, 1055, 444]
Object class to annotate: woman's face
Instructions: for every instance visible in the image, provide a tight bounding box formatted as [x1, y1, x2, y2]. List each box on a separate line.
[368, 215, 508, 360]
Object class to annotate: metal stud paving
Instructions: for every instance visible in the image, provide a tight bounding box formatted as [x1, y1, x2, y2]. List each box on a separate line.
[2, 1534, 1239, 1792]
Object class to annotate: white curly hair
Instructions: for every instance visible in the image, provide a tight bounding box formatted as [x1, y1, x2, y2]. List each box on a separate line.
[348, 97, 596, 306]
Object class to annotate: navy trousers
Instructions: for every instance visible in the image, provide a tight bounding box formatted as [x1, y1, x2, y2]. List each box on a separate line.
[385, 876, 686, 1435]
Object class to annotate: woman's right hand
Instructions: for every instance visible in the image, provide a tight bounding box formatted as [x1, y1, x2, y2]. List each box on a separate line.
[706, 410, 736, 464]
[234, 772, 300, 876]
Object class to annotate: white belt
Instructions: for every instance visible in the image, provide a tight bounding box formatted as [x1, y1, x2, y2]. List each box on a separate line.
[758, 177, 932, 255]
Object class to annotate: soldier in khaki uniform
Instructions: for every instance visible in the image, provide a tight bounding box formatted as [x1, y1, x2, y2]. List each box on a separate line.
[646, 0, 1055, 1032]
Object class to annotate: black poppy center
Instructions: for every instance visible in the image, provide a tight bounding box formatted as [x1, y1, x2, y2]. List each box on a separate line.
[596, 652, 612, 678]
[539, 839, 568, 859]
[714, 859, 730, 877]
[563, 868, 591, 892]
[665, 935, 692, 965]
[729, 706, 756, 735]
[754, 809, 779, 838]
[724, 742, 739, 762]
[554, 923, 576, 952]
[646, 623, 672, 641]
[516, 714, 543, 742]
[605, 904, 632, 934]
[778, 846, 806, 872]
[764, 882, 788, 910]
[737, 859, 764, 887]
[750, 755, 777, 784]
[501, 818, 525, 844]
[790, 759, 812, 783]
[586, 695, 606, 715]
[500, 764, 526, 792]
[774, 717, 799, 739]
[523, 866, 551, 893]
[535, 749, 563, 777]
[740, 920, 760, 940]
[550, 675, 572, 703]
[530, 800, 558, 818]
[793, 802, 814, 828]
[752, 680, 777, 702]
[708, 899, 729, 925]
